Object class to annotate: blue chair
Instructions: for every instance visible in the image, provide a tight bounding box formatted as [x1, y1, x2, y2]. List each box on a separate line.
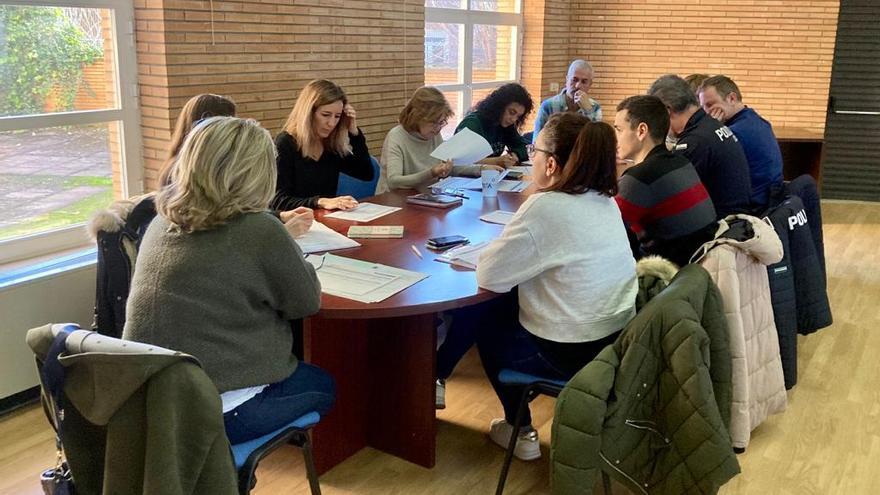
[336, 156, 381, 200]
[495, 369, 610, 495]
[29, 324, 324, 495]
[232, 412, 322, 495]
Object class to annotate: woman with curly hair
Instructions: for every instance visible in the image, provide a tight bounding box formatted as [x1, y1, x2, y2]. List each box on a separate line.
[454, 83, 534, 167]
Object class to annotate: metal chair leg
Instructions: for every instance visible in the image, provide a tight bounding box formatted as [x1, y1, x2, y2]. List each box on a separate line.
[496, 384, 536, 495]
[601, 470, 612, 494]
[298, 431, 322, 495]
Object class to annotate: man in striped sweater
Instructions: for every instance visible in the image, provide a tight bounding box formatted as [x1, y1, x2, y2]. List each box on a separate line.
[613, 95, 718, 266]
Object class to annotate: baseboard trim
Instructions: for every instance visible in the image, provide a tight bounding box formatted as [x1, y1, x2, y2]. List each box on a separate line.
[0, 386, 41, 417]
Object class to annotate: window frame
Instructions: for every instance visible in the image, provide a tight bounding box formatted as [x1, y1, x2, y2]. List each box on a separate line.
[0, 0, 143, 265]
[425, 1, 523, 119]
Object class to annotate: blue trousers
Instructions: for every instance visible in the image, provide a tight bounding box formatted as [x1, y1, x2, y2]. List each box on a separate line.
[223, 362, 336, 444]
[471, 291, 619, 426]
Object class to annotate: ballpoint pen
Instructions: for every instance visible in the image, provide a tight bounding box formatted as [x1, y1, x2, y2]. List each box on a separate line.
[410, 245, 423, 259]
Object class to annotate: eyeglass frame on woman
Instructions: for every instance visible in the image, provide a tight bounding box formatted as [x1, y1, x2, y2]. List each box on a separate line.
[429, 118, 449, 130]
[526, 143, 554, 158]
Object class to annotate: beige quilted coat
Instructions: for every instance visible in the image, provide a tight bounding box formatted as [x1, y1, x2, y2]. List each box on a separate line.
[692, 214, 787, 450]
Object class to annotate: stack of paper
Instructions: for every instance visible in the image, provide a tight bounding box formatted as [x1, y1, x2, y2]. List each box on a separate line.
[325, 203, 401, 222]
[479, 210, 516, 225]
[347, 225, 404, 238]
[306, 253, 428, 303]
[436, 241, 490, 270]
[295, 221, 361, 254]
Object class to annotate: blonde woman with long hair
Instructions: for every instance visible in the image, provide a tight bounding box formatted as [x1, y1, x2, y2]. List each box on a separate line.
[124, 116, 335, 444]
[273, 79, 374, 211]
[160, 93, 313, 235]
[376, 86, 502, 194]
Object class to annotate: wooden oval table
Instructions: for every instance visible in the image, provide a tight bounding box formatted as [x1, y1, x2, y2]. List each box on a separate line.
[304, 189, 528, 473]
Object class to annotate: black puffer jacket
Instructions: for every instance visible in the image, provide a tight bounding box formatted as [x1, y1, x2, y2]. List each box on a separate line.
[762, 190, 832, 389]
[89, 196, 157, 337]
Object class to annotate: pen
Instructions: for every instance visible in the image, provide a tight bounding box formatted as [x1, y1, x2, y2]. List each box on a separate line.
[410, 245, 423, 259]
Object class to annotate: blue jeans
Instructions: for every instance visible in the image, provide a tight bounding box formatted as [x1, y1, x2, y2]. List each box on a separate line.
[223, 363, 336, 444]
[473, 291, 619, 426]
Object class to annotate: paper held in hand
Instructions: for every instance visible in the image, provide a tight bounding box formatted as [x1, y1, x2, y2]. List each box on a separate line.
[306, 253, 428, 303]
[295, 221, 361, 254]
[435, 241, 490, 270]
[430, 127, 493, 165]
[325, 202, 401, 223]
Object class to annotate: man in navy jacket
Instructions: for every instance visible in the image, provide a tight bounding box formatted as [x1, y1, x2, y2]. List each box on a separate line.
[649, 74, 752, 218]
[698, 75, 784, 209]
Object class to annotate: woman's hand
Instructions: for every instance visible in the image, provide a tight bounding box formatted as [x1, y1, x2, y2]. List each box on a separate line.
[344, 104, 358, 135]
[431, 160, 453, 178]
[317, 195, 359, 211]
[480, 155, 517, 168]
[280, 207, 314, 238]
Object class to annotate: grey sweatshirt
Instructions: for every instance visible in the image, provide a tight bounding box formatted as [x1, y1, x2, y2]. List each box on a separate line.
[123, 212, 321, 392]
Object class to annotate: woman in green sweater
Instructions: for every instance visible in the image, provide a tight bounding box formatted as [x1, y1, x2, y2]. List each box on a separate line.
[454, 83, 534, 168]
[124, 116, 335, 444]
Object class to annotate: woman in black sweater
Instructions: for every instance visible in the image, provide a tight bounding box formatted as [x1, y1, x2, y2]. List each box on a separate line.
[272, 79, 375, 211]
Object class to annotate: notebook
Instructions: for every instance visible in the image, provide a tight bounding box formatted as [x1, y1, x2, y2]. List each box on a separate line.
[347, 225, 405, 238]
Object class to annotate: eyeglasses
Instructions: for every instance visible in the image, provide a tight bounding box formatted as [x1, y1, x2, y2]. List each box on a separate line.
[431, 119, 449, 130]
[526, 143, 554, 158]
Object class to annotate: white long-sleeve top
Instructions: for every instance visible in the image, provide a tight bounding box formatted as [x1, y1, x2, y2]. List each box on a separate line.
[476, 190, 638, 343]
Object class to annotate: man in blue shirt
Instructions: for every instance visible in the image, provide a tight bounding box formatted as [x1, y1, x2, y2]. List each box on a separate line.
[648, 74, 752, 218]
[532, 59, 602, 142]
[698, 75, 784, 208]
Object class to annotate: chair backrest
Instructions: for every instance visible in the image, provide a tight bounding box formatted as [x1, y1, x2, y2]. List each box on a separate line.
[336, 156, 380, 200]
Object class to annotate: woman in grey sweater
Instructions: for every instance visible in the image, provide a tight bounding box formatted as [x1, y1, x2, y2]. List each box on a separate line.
[124, 116, 334, 444]
[376, 86, 497, 194]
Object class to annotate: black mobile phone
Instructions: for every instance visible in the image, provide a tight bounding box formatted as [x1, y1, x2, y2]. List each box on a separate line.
[426, 235, 469, 249]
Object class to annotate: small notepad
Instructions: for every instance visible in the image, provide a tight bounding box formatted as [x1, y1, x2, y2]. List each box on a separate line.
[347, 225, 405, 238]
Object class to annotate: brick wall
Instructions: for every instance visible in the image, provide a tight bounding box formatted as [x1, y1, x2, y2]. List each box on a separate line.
[569, 0, 839, 133]
[521, 0, 572, 131]
[134, 0, 425, 191]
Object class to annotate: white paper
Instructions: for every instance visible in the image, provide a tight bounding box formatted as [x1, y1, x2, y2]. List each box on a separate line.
[307, 253, 428, 303]
[509, 165, 532, 175]
[295, 221, 361, 254]
[435, 241, 490, 270]
[480, 210, 516, 225]
[430, 128, 494, 166]
[433, 176, 482, 190]
[324, 202, 401, 223]
[432, 169, 514, 192]
[496, 180, 529, 193]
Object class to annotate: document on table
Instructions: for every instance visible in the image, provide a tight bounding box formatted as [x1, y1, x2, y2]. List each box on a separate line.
[305, 253, 428, 303]
[324, 202, 401, 222]
[496, 180, 529, 193]
[479, 210, 516, 225]
[430, 128, 493, 166]
[509, 165, 532, 175]
[432, 169, 513, 191]
[435, 241, 490, 270]
[295, 221, 361, 254]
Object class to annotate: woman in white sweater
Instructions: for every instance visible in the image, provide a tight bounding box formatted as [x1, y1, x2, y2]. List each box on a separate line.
[473, 113, 638, 461]
[376, 87, 496, 194]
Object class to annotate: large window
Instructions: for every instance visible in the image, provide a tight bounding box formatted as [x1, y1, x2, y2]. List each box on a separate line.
[425, 0, 522, 138]
[0, 0, 142, 264]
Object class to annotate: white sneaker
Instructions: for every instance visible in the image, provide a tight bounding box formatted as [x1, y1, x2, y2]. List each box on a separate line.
[488, 418, 541, 461]
[435, 379, 446, 409]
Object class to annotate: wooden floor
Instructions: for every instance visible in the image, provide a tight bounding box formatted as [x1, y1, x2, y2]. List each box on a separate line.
[1, 200, 878, 495]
